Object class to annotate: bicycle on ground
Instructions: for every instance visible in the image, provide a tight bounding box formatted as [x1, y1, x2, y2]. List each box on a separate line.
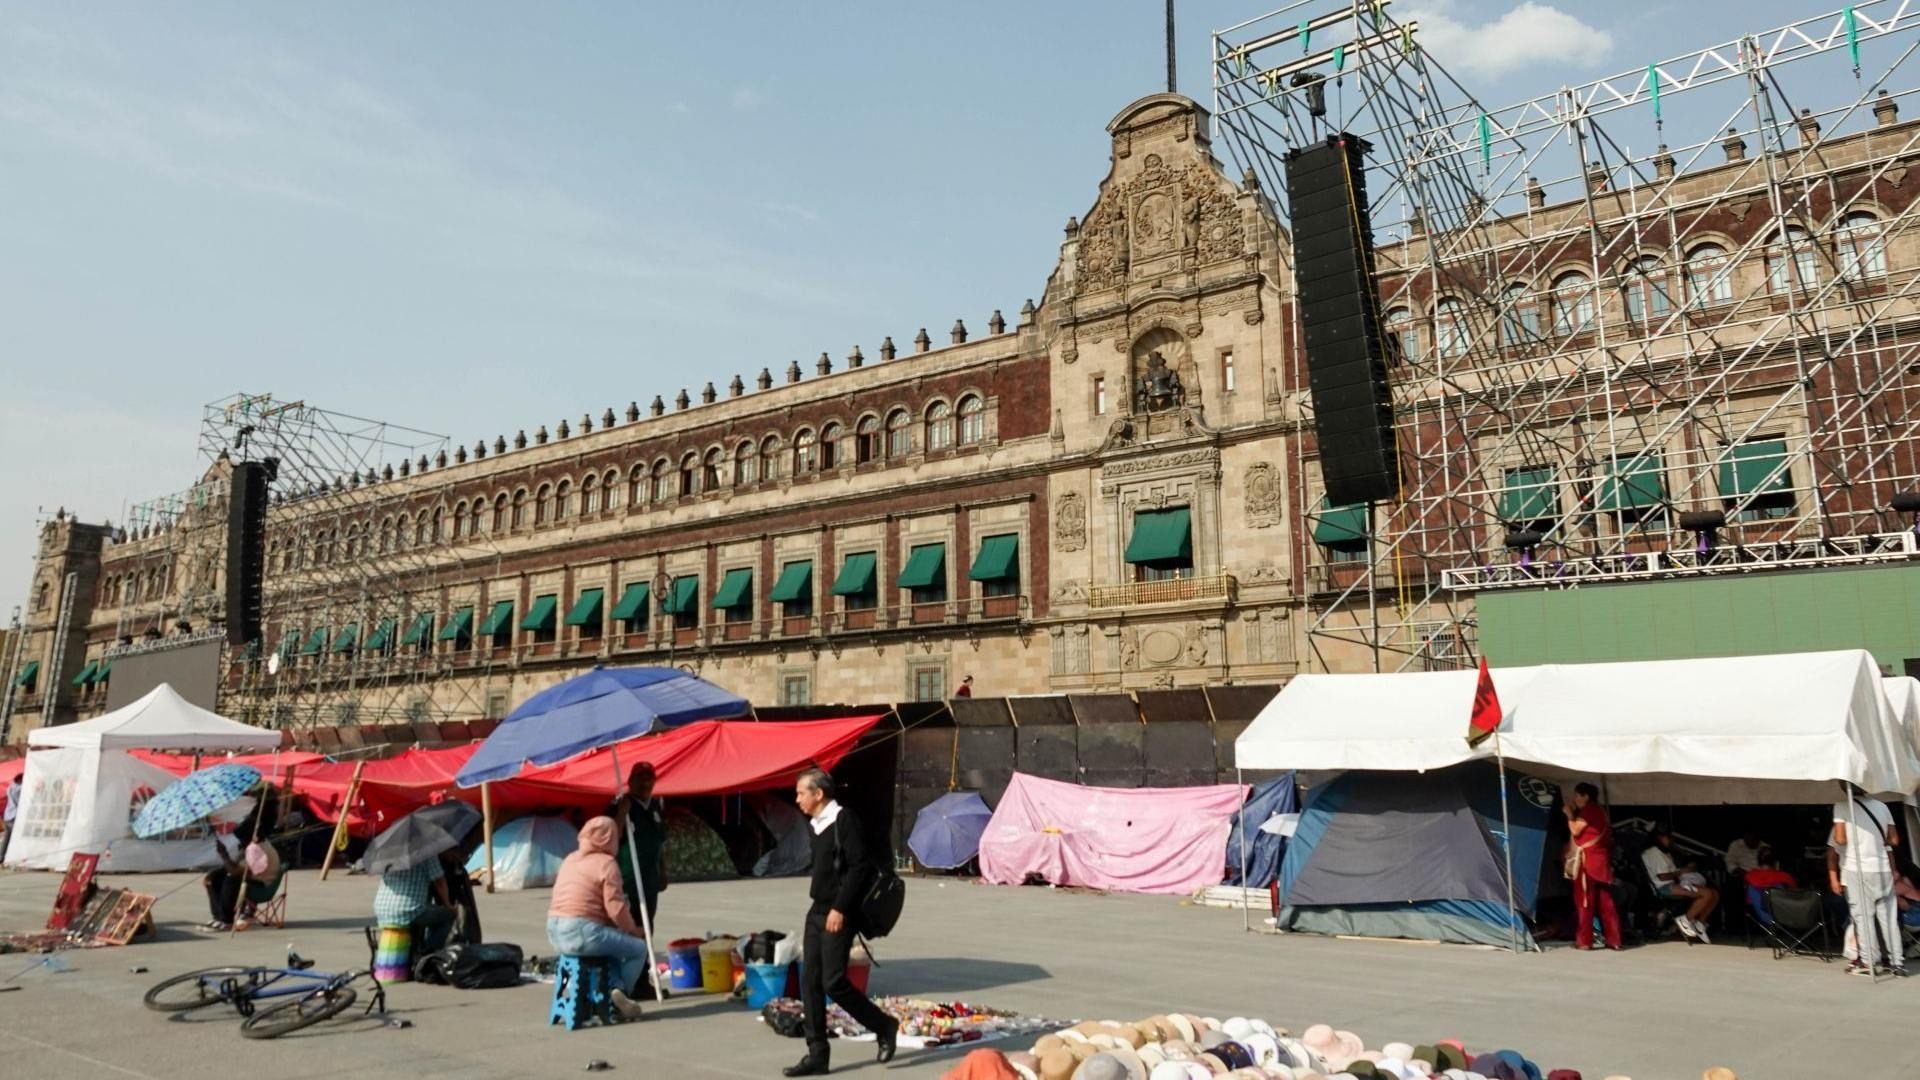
[142, 926, 387, 1039]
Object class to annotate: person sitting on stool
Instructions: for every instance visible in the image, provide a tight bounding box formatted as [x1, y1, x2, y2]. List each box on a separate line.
[784, 766, 898, 1077]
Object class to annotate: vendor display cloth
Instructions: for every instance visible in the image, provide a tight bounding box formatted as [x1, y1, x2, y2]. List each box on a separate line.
[977, 773, 1247, 895]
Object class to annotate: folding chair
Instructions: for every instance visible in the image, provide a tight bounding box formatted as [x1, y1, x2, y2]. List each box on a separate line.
[1755, 887, 1833, 961]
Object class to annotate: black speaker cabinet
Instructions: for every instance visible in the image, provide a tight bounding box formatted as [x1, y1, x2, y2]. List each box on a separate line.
[225, 460, 274, 648]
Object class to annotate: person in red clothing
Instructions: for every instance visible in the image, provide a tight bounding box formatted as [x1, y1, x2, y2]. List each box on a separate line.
[1564, 782, 1623, 950]
[1744, 847, 1798, 891]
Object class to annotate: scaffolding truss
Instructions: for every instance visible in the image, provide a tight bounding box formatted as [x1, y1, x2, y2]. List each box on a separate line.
[1213, 0, 1920, 672]
[198, 393, 506, 729]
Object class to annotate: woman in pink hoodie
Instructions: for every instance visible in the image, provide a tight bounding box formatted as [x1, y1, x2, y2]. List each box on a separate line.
[547, 815, 649, 1019]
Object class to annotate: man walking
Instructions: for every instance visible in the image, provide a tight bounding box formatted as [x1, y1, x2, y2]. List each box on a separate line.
[1831, 790, 1905, 976]
[785, 767, 897, 1077]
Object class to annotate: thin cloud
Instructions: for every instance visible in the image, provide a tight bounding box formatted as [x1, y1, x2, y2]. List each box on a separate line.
[730, 85, 764, 111]
[1407, 1, 1614, 80]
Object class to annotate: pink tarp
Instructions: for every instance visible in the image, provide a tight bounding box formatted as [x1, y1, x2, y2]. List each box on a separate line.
[977, 773, 1249, 896]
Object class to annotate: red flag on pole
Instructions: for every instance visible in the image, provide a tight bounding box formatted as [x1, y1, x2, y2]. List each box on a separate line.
[1467, 656, 1502, 748]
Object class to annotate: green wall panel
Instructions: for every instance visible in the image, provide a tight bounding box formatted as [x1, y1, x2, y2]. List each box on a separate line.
[1478, 565, 1920, 673]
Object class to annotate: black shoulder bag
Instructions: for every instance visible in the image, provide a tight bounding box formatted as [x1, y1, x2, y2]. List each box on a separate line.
[833, 814, 906, 939]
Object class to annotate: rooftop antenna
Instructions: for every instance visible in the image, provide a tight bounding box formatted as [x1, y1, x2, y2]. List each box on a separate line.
[1166, 0, 1177, 93]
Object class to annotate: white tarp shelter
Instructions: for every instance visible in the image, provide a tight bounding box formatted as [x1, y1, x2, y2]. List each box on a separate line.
[1238, 650, 1920, 805]
[6, 684, 282, 871]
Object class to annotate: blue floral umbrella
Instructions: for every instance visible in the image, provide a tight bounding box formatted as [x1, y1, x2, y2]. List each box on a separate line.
[132, 762, 261, 839]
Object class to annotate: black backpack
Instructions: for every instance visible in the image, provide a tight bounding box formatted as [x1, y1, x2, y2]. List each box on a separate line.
[833, 816, 906, 939]
[413, 942, 524, 989]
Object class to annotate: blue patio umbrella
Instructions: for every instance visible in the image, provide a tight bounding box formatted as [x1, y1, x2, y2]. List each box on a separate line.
[908, 791, 994, 870]
[453, 666, 749, 787]
[132, 763, 261, 839]
[452, 665, 748, 997]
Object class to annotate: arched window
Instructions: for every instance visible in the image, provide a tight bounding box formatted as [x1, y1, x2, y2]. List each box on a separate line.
[602, 469, 620, 511]
[431, 506, 442, 542]
[453, 502, 468, 540]
[925, 401, 953, 451]
[957, 396, 984, 445]
[819, 423, 841, 469]
[886, 409, 912, 458]
[1551, 271, 1594, 336]
[1685, 244, 1732, 306]
[1837, 212, 1887, 280]
[554, 479, 570, 521]
[629, 465, 647, 507]
[511, 488, 527, 530]
[535, 484, 553, 525]
[794, 429, 817, 474]
[702, 448, 722, 490]
[1434, 298, 1469, 358]
[652, 459, 673, 502]
[1497, 285, 1539, 348]
[1766, 226, 1817, 295]
[679, 452, 699, 497]
[762, 436, 785, 481]
[581, 474, 598, 516]
[376, 518, 392, 554]
[735, 441, 757, 486]
[855, 416, 881, 464]
[1383, 307, 1417, 366]
[493, 493, 509, 532]
[345, 525, 361, 560]
[1622, 255, 1672, 323]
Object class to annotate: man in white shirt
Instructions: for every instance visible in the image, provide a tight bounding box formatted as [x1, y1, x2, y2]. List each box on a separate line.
[1641, 829, 1719, 942]
[1830, 793, 1904, 976]
[1724, 830, 1765, 876]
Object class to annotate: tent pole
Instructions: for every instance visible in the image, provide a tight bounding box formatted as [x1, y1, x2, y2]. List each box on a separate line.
[1494, 733, 1520, 954]
[1237, 765, 1250, 934]
[319, 760, 365, 881]
[611, 746, 665, 1000]
[481, 781, 496, 895]
[229, 758, 274, 935]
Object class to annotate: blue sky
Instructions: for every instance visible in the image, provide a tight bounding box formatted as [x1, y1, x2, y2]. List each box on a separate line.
[0, 0, 1827, 609]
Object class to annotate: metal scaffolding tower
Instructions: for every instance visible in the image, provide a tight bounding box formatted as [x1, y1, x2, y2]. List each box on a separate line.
[1214, 0, 1920, 672]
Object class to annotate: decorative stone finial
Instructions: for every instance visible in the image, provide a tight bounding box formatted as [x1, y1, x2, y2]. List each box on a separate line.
[786, 360, 802, 383]
[473, 440, 487, 459]
[988, 310, 1006, 335]
[399, 459, 411, 477]
[758, 367, 773, 390]
[1019, 298, 1036, 324]
[674, 388, 690, 411]
[603, 408, 616, 428]
[435, 450, 447, 468]
[1654, 144, 1675, 180]
[350, 471, 362, 489]
[533, 425, 548, 444]
[700, 382, 716, 404]
[1876, 89, 1900, 127]
[879, 336, 896, 361]
[579, 413, 591, 435]
[729, 375, 745, 397]
[455, 446, 468, 464]
[816, 351, 832, 376]
[493, 435, 507, 455]
[556, 419, 570, 439]
[1797, 107, 1821, 145]
[1525, 175, 1544, 210]
[1064, 215, 1080, 236]
[626, 401, 641, 423]
[650, 395, 665, 417]
[915, 328, 931, 353]
[951, 319, 968, 344]
[848, 346, 863, 369]
[382, 464, 394, 481]
[1241, 167, 1260, 192]
[514, 430, 528, 449]
[1723, 128, 1747, 162]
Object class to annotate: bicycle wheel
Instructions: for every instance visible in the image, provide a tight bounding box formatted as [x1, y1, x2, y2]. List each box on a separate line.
[238, 985, 358, 1039]
[143, 967, 261, 1013]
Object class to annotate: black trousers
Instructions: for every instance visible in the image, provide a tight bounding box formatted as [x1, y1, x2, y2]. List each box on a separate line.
[204, 870, 242, 924]
[800, 905, 892, 1059]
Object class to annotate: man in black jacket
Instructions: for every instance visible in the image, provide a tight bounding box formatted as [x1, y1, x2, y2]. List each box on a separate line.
[784, 766, 897, 1077]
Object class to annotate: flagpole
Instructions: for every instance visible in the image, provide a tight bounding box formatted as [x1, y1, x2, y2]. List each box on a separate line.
[1494, 731, 1520, 954]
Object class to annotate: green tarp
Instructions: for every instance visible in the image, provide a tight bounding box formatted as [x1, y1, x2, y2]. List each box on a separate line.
[769, 561, 812, 603]
[710, 568, 753, 610]
[610, 583, 650, 621]
[400, 612, 435, 646]
[438, 606, 474, 641]
[831, 552, 876, 596]
[564, 588, 604, 627]
[520, 594, 558, 632]
[897, 544, 946, 588]
[1124, 508, 1192, 564]
[968, 535, 1019, 582]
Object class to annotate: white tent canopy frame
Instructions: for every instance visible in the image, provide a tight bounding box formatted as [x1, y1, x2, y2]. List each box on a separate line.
[1238, 651, 1920, 806]
[6, 683, 281, 871]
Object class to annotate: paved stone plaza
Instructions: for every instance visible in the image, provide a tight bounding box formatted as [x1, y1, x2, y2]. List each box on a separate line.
[0, 868, 1913, 1078]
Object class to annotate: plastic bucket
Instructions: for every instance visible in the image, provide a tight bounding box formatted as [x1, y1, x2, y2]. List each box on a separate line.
[373, 926, 412, 983]
[744, 962, 787, 1009]
[847, 953, 871, 994]
[667, 940, 705, 991]
[699, 937, 739, 994]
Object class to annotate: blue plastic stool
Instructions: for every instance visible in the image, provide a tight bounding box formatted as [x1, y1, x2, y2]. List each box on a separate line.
[549, 955, 619, 1030]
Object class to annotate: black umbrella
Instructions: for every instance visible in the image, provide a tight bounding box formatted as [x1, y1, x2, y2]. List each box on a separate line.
[362, 800, 483, 875]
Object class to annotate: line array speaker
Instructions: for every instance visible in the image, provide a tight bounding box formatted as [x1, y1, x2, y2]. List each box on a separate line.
[1285, 134, 1400, 505]
[225, 459, 275, 648]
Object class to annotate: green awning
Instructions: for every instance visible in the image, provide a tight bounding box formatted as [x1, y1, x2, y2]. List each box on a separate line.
[1498, 467, 1558, 523]
[438, 606, 474, 641]
[768, 561, 813, 603]
[1718, 439, 1792, 496]
[520, 594, 558, 632]
[1312, 500, 1368, 546]
[90, 661, 109, 685]
[13, 660, 38, 687]
[897, 544, 946, 588]
[968, 535, 1019, 582]
[1124, 508, 1193, 564]
[711, 568, 753, 610]
[1596, 454, 1665, 511]
[278, 631, 302, 658]
[661, 576, 699, 615]
[564, 588, 604, 627]
[72, 660, 99, 687]
[610, 583, 650, 621]
[830, 552, 876, 597]
[365, 618, 398, 651]
[332, 625, 360, 653]
[478, 599, 516, 635]
[400, 611, 435, 646]
[300, 628, 329, 656]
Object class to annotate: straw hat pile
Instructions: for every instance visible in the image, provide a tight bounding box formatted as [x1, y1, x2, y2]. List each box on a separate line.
[936, 1013, 1743, 1080]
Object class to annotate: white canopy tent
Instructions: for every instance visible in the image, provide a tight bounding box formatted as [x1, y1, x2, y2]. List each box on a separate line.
[6, 684, 282, 871]
[1237, 651, 1920, 805]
